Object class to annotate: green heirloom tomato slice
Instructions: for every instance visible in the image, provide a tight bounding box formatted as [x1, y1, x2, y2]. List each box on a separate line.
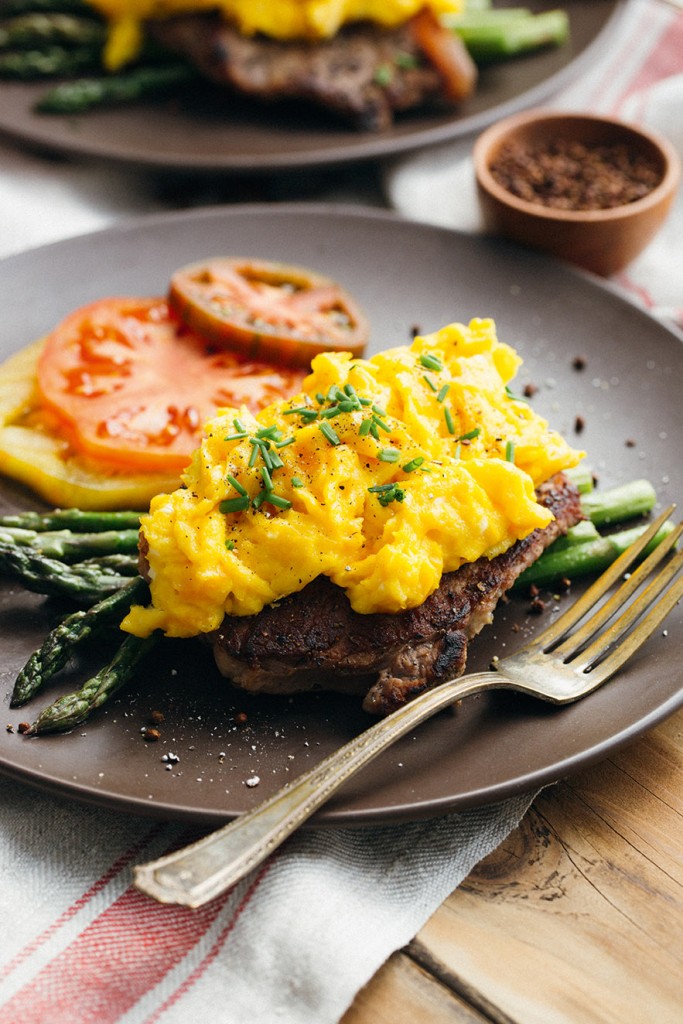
[169, 257, 370, 368]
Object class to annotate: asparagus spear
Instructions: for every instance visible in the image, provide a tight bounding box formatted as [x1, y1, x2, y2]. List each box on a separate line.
[0, 13, 105, 49]
[11, 575, 149, 706]
[581, 479, 657, 527]
[0, 508, 140, 532]
[36, 60, 198, 112]
[0, 42, 100, 77]
[445, 8, 569, 62]
[25, 632, 158, 735]
[0, 525, 139, 561]
[514, 519, 676, 590]
[0, 541, 131, 602]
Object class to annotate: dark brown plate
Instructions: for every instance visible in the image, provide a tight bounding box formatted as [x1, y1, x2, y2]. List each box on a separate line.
[0, 0, 623, 173]
[0, 203, 681, 825]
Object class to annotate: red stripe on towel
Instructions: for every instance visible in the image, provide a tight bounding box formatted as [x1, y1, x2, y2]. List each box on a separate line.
[0, 823, 166, 984]
[0, 882, 228, 1024]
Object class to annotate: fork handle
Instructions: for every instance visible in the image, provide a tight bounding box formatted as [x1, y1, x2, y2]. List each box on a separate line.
[133, 670, 500, 907]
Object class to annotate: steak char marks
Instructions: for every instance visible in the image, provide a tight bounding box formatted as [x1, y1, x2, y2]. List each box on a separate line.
[149, 13, 455, 130]
[211, 473, 583, 714]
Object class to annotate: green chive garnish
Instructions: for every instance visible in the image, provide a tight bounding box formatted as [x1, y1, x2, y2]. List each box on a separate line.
[225, 431, 248, 441]
[261, 465, 273, 490]
[423, 374, 438, 392]
[248, 444, 259, 468]
[320, 405, 341, 419]
[420, 353, 443, 372]
[505, 441, 516, 463]
[220, 496, 250, 514]
[437, 384, 450, 403]
[225, 539, 236, 551]
[291, 477, 304, 488]
[226, 474, 247, 497]
[402, 456, 424, 472]
[233, 417, 247, 432]
[378, 448, 400, 463]
[444, 407, 456, 434]
[372, 415, 391, 433]
[319, 422, 340, 445]
[266, 493, 292, 510]
[275, 437, 295, 449]
[455, 427, 481, 442]
[368, 483, 395, 493]
[359, 418, 372, 437]
[505, 385, 529, 404]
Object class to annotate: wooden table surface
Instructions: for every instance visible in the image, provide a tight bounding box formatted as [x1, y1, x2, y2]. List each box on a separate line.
[342, 704, 683, 1024]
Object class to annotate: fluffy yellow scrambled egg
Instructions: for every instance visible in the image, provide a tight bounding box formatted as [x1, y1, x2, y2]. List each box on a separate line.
[87, 0, 464, 68]
[122, 319, 582, 639]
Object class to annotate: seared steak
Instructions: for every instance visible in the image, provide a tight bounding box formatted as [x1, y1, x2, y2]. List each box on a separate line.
[150, 13, 461, 130]
[210, 473, 583, 714]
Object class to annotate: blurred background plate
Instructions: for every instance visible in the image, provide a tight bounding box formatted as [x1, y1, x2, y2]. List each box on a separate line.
[0, 0, 623, 173]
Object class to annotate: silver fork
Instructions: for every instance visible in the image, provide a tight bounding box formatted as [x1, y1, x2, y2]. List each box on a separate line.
[134, 506, 682, 908]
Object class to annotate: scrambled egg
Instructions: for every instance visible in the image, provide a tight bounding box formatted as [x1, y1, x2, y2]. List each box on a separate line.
[122, 319, 583, 639]
[87, 0, 464, 68]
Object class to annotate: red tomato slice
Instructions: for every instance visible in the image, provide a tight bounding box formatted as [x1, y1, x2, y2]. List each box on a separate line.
[410, 8, 478, 102]
[37, 297, 306, 472]
[169, 258, 370, 367]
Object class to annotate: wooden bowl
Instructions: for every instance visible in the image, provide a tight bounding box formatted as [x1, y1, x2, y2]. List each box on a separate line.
[473, 110, 681, 276]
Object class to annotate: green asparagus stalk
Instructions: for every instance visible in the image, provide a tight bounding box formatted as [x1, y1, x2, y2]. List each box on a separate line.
[0, 525, 139, 560]
[0, 42, 100, 77]
[0, 13, 105, 49]
[0, 541, 131, 602]
[581, 479, 657, 527]
[79, 553, 140, 575]
[563, 464, 595, 495]
[514, 519, 676, 590]
[36, 60, 198, 112]
[0, 508, 140, 531]
[25, 632, 158, 735]
[11, 575, 149, 706]
[445, 8, 569, 61]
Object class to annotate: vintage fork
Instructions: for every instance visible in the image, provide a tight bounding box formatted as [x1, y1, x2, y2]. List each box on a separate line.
[134, 506, 682, 907]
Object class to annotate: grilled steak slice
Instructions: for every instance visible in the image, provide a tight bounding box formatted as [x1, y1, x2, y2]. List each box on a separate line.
[149, 13, 456, 130]
[210, 473, 583, 714]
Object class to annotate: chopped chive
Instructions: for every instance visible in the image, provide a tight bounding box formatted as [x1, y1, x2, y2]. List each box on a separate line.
[368, 483, 396, 493]
[374, 63, 393, 87]
[275, 436, 295, 449]
[423, 374, 438, 392]
[505, 385, 529, 404]
[372, 415, 391, 433]
[316, 392, 326, 404]
[248, 444, 259, 468]
[260, 465, 273, 490]
[419, 353, 443, 371]
[370, 422, 380, 440]
[225, 539, 236, 551]
[437, 384, 450, 403]
[260, 446, 275, 471]
[266, 492, 292, 510]
[269, 450, 285, 469]
[371, 404, 386, 416]
[505, 441, 516, 463]
[220, 496, 250, 514]
[226, 474, 248, 497]
[359, 396, 372, 407]
[256, 425, 284, 441]
[454, 443, 461, 459]
[378, 448, 400, 463]
[344, 383, 358, 397]
[395, 50, 418, 70]
[444, 407, 456, 434]
[320, 404, 341, 419]
[283, 405, 317, 419]
[252, 490, 267, 510]
[338, 398, 358, 412]
[456, 427, 481, 442]
[319, 422, 340, 446]
[402, 456, 425, 472]
[291, 476, 304, 488]
[225, 431, 248, 441]
[359, 418, 372, 437]
[233, 417, 247, 432]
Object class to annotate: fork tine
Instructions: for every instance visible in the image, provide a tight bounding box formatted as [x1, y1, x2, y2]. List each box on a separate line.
[568, 541, 683, 674]
[579, 565, 683, 685]
[554, 520, 683, 661]
[526, 504, 676, 653]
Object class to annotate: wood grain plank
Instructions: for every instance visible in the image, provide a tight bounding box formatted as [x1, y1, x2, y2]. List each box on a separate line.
[341, 951, 490, 1024]
[408, 708, 683, 1024]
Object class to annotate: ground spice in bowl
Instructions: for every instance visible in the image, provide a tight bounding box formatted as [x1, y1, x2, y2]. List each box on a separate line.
[489, 139, 663, 212]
